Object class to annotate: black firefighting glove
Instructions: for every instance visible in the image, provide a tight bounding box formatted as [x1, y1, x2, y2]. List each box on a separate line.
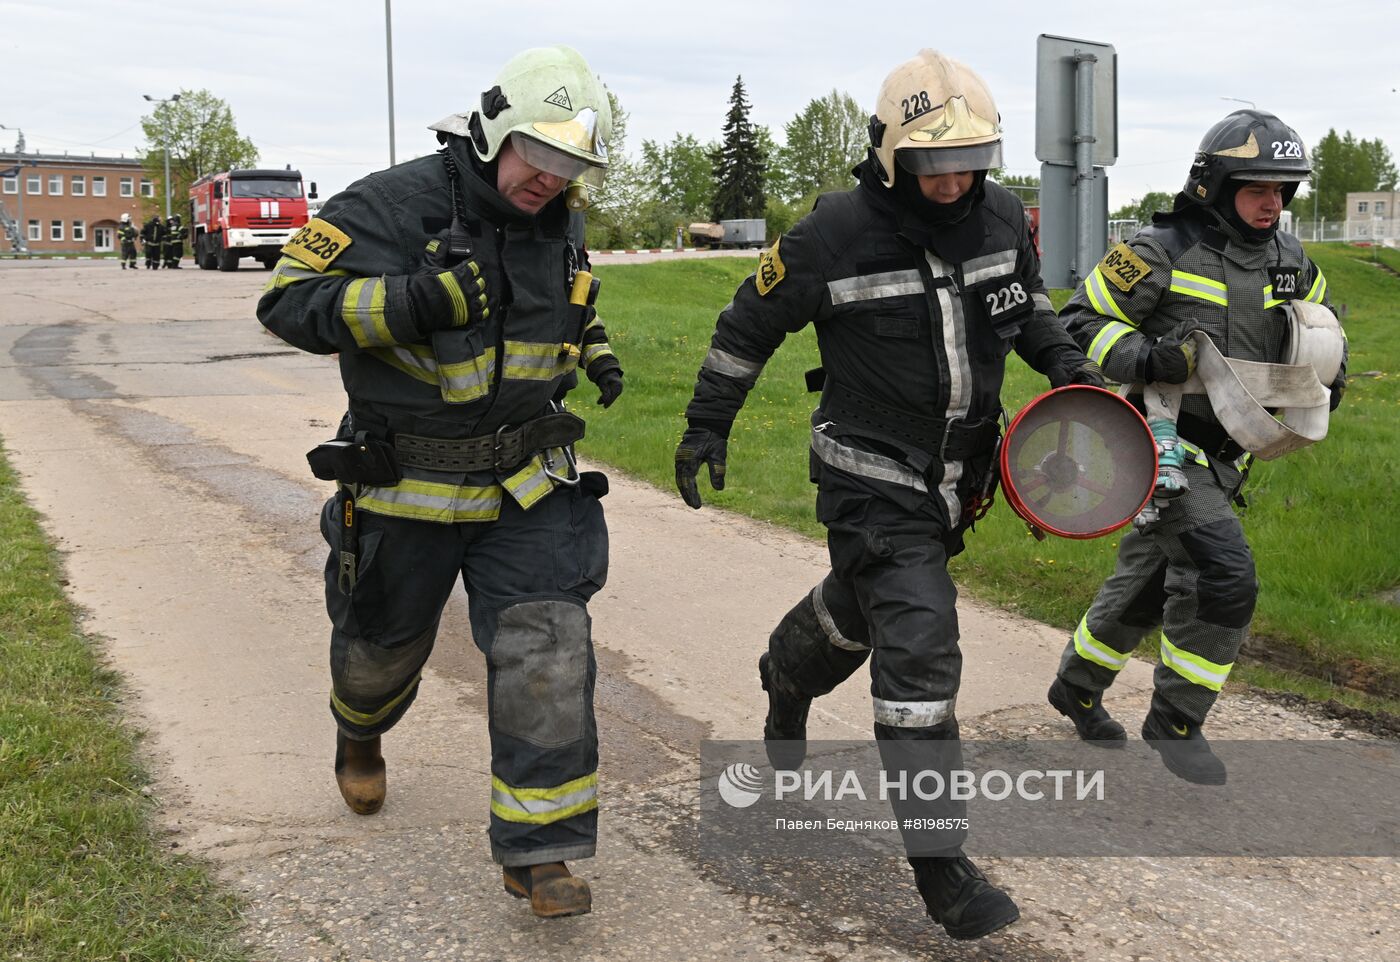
[1145, 336, 1198, 384]
[1328, 374, 1345, 412]
[405, 233, 491, 339]
[589, 357, 624, 408]
[1049, 359, 1107, 389]
[675, 421, 730, 509]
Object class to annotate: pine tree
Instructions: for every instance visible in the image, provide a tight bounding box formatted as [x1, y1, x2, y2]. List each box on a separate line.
[711, 77, 767, 221]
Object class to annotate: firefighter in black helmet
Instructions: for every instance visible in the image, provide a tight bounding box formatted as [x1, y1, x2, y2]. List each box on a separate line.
[676, 49, 1102, 942]
[1045, 110, 1345, 784]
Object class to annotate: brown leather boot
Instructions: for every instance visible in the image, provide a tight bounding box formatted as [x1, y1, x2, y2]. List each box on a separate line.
[334, 732, 385, 815]
[502, 862, 592, 918]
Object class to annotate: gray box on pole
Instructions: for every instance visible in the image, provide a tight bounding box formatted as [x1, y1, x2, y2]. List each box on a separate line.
[1039, 162, 1108, 291]
[1035, 35, 1118, 166]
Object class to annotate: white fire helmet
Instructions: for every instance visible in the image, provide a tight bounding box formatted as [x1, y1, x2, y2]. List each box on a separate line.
[869, 50, 1002, 188]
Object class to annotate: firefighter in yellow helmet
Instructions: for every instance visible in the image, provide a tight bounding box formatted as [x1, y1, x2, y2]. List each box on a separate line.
[676, 50, 1101, 941]
[257, 45, 621, 919]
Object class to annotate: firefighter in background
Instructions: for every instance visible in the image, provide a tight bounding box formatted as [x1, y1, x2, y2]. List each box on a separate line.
[141, 214, 164, 269]
[163, 214, 187, 268]
[675, 50, 1102, 942]
[117, 213, 139, 270]
[257, 45, 622, 920]
[1045, 110, 1344, 784]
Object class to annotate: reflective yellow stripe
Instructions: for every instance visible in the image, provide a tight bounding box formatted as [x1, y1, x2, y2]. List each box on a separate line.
[501, 452, 560, 510]
[1304, 269, 1327, 304]
[1159, 634, 1233, 691]
[331, 672, 422, 727]
[491, 773, 598, 825]
[358, 478, 502, 523]
[1177, 441, 1211, 467]
[1169, 270, 1228, 307]
[434, 270, 468, 325]
[503, 340, 577, 381]
[341, 276, 392, 347]
[439, 348, 496, 403]
[1072, 615, 1130, 671]
[264, 256, 350, 292]
[367, 343, 441, 385]
[1262, 284, 1286, 310]
[582, 343, 614, 366]
[1086, 320, 1135, 366]
[1083, 266, 1131, 322]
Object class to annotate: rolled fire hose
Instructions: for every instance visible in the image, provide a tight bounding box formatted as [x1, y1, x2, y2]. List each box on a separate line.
[1140, 300, 1344, 462]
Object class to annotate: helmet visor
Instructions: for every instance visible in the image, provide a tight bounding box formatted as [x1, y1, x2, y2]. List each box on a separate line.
[896, 141, 1003, 176]
[1228, 168, 1311, 183]
[512, 131, 607, 188]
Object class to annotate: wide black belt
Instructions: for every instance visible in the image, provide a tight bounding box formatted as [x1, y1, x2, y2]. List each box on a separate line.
[822, 382, 1001, 461]
[394, 411, 585, 473]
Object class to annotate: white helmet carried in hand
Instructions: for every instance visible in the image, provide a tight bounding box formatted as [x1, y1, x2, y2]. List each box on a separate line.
[868, 50, 1002, 188]
[429, 45, 612, 189]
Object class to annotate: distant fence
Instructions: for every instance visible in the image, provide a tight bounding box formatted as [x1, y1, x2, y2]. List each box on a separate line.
[1291, 218, 1400, 245]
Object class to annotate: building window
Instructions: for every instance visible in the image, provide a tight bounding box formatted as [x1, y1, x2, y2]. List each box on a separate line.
[1377, 201, 1386, 215]
[71, 175, 85, 196]
[1357, 201, 1369, 213]
[140, 178, 154, 197]
[72, 220, 86, 241]
[92, 176, 106, 196]
[2, 175, 14, 194]
[120, 177, 134, 197]
[50, 219, 63, 241]
[48, 174, 63, 195]
[26, 174, 40, 194]
[27, 219, 40, 241]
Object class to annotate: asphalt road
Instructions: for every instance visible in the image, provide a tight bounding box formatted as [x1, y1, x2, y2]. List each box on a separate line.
[0, 259, 1394, 962]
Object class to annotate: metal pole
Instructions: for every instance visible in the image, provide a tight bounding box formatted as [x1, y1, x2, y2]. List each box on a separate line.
[385, 0, 397, 166]
[1, 125, 26, 252]
[162, 126, 172, 219]
[1071, 52, 1097, 285]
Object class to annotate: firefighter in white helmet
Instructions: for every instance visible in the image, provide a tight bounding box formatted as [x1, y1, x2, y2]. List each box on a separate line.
[676, 50, 1102, 941]
[117, 212, 139, 270]
[258, 45, 622, 919]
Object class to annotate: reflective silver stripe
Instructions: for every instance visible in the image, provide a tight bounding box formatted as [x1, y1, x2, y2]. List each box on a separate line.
[358, 477, 502, 523]
[439, 350, 496, 399]
[873, 696, 956, 728]
[702, 347, 765, 385]
[828, 269, 923, 305]
[369, 344, 440, 385]
[960, 249, 1017, 285]
[490, 773, 598, 824]
[811, 583, 868, 651]
[930, 250, 969, 522]
[812, 428, 928, 492]
[1032, 291, 1053, 312]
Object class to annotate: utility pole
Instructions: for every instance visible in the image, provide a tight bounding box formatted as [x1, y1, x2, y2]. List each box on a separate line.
[385, 0, 397, 166]
[142, 93, 181, 219]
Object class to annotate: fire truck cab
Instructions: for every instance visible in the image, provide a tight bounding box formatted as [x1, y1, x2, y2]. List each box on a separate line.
[189, 168, 315, 272]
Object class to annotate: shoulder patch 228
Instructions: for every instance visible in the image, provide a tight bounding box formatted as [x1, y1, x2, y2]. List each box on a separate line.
[282, 218, 352, 272]
[1098, 242, 1150, 293]
[756, 237, 785, 296]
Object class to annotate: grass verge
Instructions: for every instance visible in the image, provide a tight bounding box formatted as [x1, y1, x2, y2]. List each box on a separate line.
[583, 245, 1399, 700]
[0, 441, 249, 960]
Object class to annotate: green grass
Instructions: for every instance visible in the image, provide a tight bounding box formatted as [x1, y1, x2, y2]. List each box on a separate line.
[583, 245, 1400, 693]
[0, 442, 249, 960]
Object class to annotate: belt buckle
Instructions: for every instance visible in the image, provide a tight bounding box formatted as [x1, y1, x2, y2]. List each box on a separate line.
[492, 423, 513, 472]
[939, 416, 963, 461]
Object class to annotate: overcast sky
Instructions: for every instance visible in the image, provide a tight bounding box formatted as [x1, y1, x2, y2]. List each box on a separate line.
[3, 1, 1395, 210]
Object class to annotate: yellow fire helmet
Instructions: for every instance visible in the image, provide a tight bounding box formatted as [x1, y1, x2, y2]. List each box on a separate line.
[869, 49, 1002, 188]
[429, 45, 612, 189]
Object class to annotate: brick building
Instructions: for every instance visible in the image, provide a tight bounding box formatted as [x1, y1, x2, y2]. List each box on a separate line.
[1, 151, 161, 254]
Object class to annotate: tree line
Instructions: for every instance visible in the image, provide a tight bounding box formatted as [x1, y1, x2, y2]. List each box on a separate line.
[142, 87, 1396, 248]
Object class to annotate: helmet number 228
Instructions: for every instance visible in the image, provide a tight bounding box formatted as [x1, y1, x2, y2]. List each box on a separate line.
[1272, 140, 1303, 159]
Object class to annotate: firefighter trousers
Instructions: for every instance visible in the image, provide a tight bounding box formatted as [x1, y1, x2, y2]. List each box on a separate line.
[320, 476, 608, 866]
[767, 492, 968, 854]
[1057, 458, 1255, 723]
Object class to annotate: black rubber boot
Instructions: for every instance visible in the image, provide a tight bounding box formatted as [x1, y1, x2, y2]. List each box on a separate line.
[1141, 695, 1226, 785]
[759, 652, 810, 770]
[1048, 677, 1127, 746]
[334, 732, 386, 814]
[910, 852, 1020, 941]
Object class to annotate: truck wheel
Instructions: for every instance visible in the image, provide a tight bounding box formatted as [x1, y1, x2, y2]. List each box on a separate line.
[260, 255, 277, 270]
[200, 235, 218, 270]
[217, 248, 240, 272]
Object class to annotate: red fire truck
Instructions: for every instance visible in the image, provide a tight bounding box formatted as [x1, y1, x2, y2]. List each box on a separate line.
[188, 168, 317, 272]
